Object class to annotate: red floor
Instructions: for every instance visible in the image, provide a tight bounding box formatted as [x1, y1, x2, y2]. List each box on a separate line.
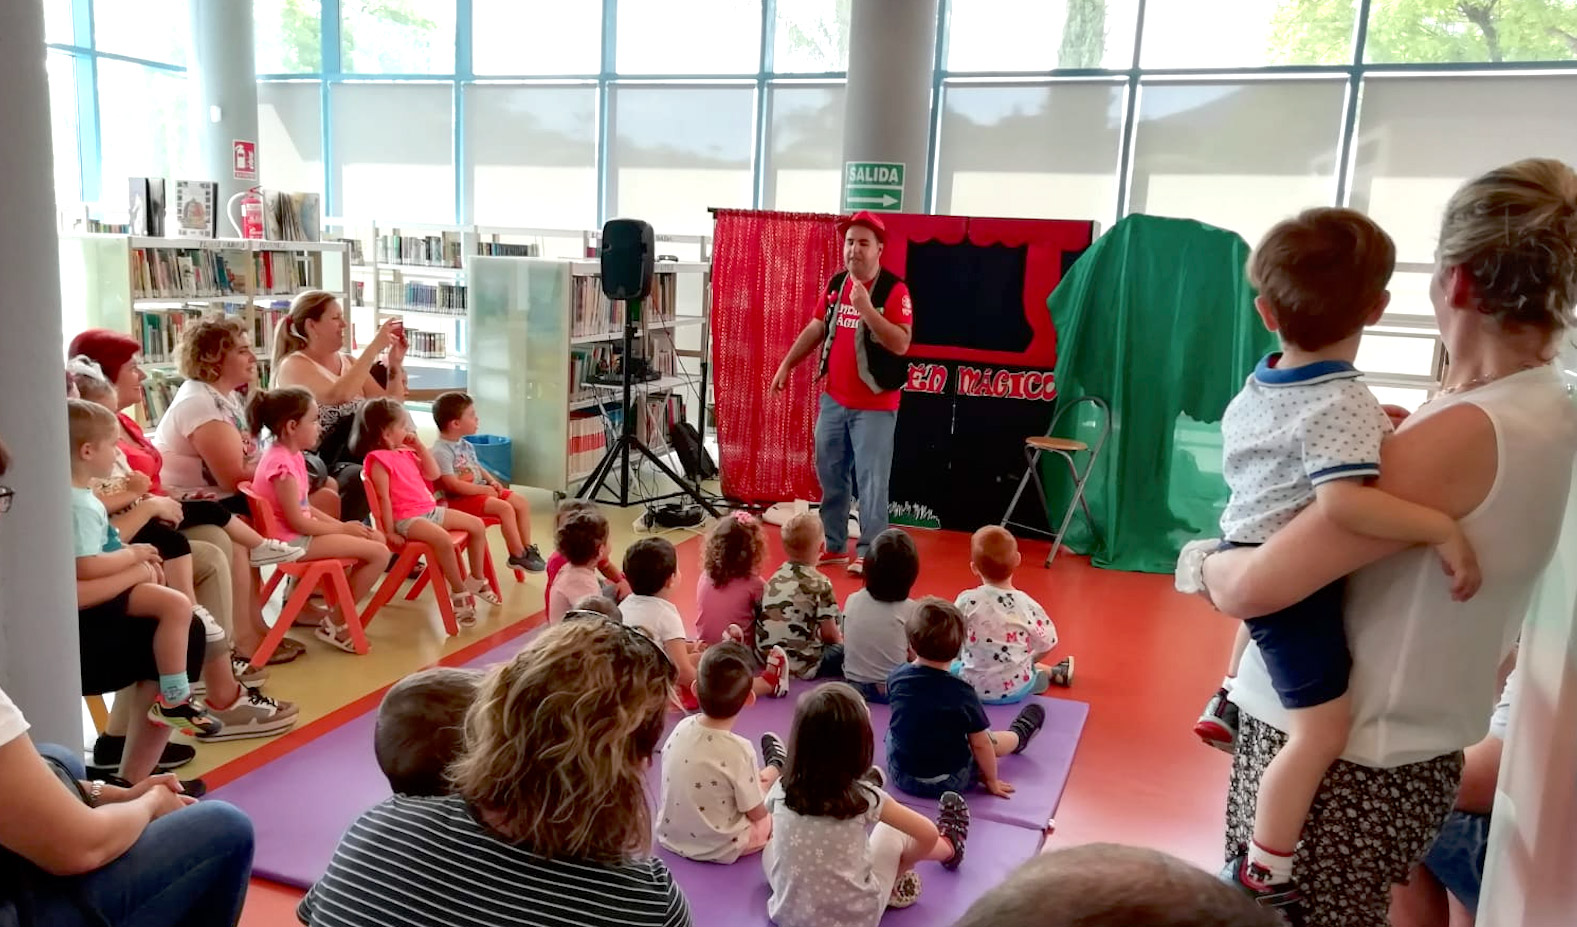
[237, 528, 1235, 925]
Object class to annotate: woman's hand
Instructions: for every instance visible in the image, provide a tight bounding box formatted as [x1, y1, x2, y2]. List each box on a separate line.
[96, 772, 185, 806]
[143, 496, 183, 526]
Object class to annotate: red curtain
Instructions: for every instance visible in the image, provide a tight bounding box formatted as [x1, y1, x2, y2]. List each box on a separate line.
[710, 209, 841, 503]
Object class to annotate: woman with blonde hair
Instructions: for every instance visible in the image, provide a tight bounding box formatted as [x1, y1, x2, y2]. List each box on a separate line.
[298, 618, 692, 927]
[1197, 158, 1577, 924]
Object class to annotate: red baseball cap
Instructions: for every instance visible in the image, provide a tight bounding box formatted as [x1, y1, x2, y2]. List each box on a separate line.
[838, 210, 887, 244]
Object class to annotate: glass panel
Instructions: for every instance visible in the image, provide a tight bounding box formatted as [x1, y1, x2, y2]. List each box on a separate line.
[947, 0, 1141, 71]
[94, 0, 189, 65]
[340, 0, 455, 74]
[258, 81, 323, 193]
[44, 0, 74, 44]
[1365, 0, 1577, 64]
[1386, 270, 1439, 318]
[936, 82, 1123, 227]
[465, 84, 598, 228]
[765, 84, 845, 212]
[97, 61, 188, 201]
[1141, 0, 1354, 68]
[1348, 75, 1577, 265]
[1367, 384, 1431, 411]
[1128, 80, 1345, 246]
[1357, 332, 1438, 377]
[46, 51, 81, 210]
[255, 0, 323, 73]
[615, 0, 762, 74]
[609, 85, 755, 234]
[773, 0, 852, 72]
[331, 83, 454, 222]
[474, 0, 602, 75]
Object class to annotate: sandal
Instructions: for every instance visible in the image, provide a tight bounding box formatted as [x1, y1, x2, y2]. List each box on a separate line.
[252, 638, 306, 666]
[314, 617, 361, 654]
[888, 871, 921, 909]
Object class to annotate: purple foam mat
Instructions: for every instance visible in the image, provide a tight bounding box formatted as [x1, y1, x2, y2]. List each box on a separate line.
[657, 815, 1041, 926]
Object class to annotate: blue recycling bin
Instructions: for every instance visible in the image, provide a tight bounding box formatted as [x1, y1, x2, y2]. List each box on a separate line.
[464, 434, 513, 484]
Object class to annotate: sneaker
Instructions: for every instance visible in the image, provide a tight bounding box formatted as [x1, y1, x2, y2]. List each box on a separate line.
[231, 653, 268, 688]
[193, 605, 226, 644]
[937, 791, 970, 870]
[817, 550, 849, 567]
[1221, 854, 1304, 920]
[508, 545, 547, 572]
[149, 697, 222, 736]
[1010, 702, 1047, 754]
[88, 735, 195, 775]
[1195, 688, 1240, 754]
[196, 687, 300, 742]
[1048, 656, 1075, 687]
[763, 646, 791, 698]
[250, 538, 306, 566]
[847, 557, 865, 577]
[888, 870, 922, 909]
[760, 732, 787, 770]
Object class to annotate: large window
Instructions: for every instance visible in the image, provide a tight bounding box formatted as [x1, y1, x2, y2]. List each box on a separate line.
[255, 0, 323, 74]
[608, 85, 757, 234]
[472, 0, 602, 75]
[339, 0, 455, 74]
[257, 81, 323, 194]
[947, 0, 1140, 71]
[773, 0, 854, 72]
[93, 0, 189, 66]
[615, 0, 764, 75]
[46, 51, 81, 209]
[465, 84, 599, 227]
[96, 59, 189, 202]
[765, 84, 846, 211]
[331, 83, 455, 223]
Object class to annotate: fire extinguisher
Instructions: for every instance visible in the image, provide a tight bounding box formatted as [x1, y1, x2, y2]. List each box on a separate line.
[227, 187, 265, 240]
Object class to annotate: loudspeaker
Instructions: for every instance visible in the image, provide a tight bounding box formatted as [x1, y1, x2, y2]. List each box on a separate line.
[600, 218, 655, 300]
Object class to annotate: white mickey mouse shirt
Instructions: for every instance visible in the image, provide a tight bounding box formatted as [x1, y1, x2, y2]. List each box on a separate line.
[1219, 355, 1393, 543]
[955, 585, 1057, 701]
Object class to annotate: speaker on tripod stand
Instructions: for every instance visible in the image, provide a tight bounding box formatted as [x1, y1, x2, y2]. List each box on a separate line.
[575, 219, 720, 518]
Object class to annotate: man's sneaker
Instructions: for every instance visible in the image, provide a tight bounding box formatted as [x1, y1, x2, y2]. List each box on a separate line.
[937, 791, 970, 870]
[847, 557, 865, 577]
[149, 697, 222, 736]
[197, 687, 300, 742]
[1195, 688, 1240, 753]
[763, 646, 791, 698]
[1048, 656, 1074, 687]
[760, 732, 787, 770]
[193, 605, 226, 644]
[88, 735, 194, 776]
[1221, 854, 1304, 922]
[509, 545, 547, 572]
[250, 538, 306, 566]
[817, 550, 849, 567]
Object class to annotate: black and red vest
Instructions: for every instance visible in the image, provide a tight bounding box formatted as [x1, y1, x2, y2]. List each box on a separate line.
[816, 268, 909, 394]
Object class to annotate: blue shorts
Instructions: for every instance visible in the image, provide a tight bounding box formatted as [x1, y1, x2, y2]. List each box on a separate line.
[848, 679, 888, 704]
[1423, 811, 1490, 913]
[1227, 542, 1350, 709]
[885, 732, 979, 798]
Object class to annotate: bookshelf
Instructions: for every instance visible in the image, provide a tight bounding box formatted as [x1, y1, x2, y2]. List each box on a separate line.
[57, 234, 352, 422]
[468, 240, 712, 494]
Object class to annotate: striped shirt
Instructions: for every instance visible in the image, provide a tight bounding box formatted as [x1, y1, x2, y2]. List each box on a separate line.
[298, 794, 692, 927]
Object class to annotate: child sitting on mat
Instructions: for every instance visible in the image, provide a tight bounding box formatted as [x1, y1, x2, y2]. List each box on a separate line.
[355, 398, 500, 627]
[887, 599, 1046, 800]
[546, 509, 611, 624]
[543, 499, 629, 608]
[758, 512, 844, 680]
[765, 684, 970, 922]
[248, 388, 389, 652]
[956, 526, 1072, 704]
[843, 528, 920, 705]
[695, 511, 767, 645]
[374, 666, 482, 797]
[657, 642, 787, 863]
[620, 538, 707, 711]
[430, 391, 545, 574]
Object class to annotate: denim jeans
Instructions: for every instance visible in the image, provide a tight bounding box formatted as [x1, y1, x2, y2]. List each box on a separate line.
[29, 743, 255, 927]
[883, 734, 977, 798]
[849, 679, 889, 704]
[815, 392, 897, 558]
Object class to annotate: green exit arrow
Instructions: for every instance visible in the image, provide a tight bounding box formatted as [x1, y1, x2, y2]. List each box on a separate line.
[846, 191, 899, 208]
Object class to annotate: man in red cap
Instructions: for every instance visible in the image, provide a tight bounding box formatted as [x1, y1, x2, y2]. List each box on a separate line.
[771, 211, 913, 576]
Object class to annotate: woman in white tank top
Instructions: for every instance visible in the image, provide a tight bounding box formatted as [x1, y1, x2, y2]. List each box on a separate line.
[1201, 159, 1577, 926]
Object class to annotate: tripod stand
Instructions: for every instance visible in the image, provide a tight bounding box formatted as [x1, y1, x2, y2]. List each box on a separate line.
[577, 296, 721, 517]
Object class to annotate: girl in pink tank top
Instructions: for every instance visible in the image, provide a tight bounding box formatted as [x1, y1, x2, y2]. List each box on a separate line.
[355, 398, 499, 626]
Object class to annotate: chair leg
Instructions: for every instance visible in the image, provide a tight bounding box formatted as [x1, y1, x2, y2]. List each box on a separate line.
[428, 566, 460, 636]
[362, 546, 423, 629]
[324, 566, 370, 655]
[406, 567, 429, 600]
[999, 449, 1042, 529]
[1045, 453, 1095, 569]
[85, 695, 110, 734]
[483, 548, 502, 600]
[251, 565, 320, 667]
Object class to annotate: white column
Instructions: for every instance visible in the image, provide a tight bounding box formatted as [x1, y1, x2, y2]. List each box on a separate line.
[189, 0, 260, 220]
[840, 0, 940, 214]
[0, 0, 86, 746]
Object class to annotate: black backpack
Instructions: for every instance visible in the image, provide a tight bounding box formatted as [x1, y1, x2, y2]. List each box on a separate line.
[668, 419, 717, 482]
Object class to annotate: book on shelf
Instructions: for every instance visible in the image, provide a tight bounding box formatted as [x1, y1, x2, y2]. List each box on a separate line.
[171, 180, 218, 238]
[128, 177, 165, 236]
[130, 245, 321, 300]
[569, 272, 678, 339]
[406, 330, 448, 359]
[568, 412, 609, 482]
[378, 278, 467, 314]
[135, 305, 287, 365]
[336, 237, 365, 265]
[265, 191, 323, 242]
[377, 230, 464, 268]
[476, 240, 539, 257]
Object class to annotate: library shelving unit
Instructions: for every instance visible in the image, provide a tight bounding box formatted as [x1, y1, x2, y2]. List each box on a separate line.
[57, 234, 352, 422]
[327, 221, 592, 400]
[468, 236, 712, 495]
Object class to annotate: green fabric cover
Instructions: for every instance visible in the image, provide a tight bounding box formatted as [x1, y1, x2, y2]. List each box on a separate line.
[1040, 214, 1277, 573]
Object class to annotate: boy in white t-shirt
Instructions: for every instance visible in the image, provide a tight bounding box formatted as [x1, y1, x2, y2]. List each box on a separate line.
[1175, 208, 1481, 906]
[619, 537, 704, 710]
[658, 642, 787, 862]
[955, 526, 1072, 704]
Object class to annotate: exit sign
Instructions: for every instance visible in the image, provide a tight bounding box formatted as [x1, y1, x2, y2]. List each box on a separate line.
[842, 161, 904, 212]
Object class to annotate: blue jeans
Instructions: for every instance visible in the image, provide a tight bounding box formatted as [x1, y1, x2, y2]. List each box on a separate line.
[815, 392, 897, 558]
[884, 734, 977, 798]
[849, 680, 889, 704]
[28, 743, 255, 927]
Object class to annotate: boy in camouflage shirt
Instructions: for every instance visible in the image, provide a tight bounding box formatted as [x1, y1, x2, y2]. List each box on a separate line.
[756, 512, 844, 679]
